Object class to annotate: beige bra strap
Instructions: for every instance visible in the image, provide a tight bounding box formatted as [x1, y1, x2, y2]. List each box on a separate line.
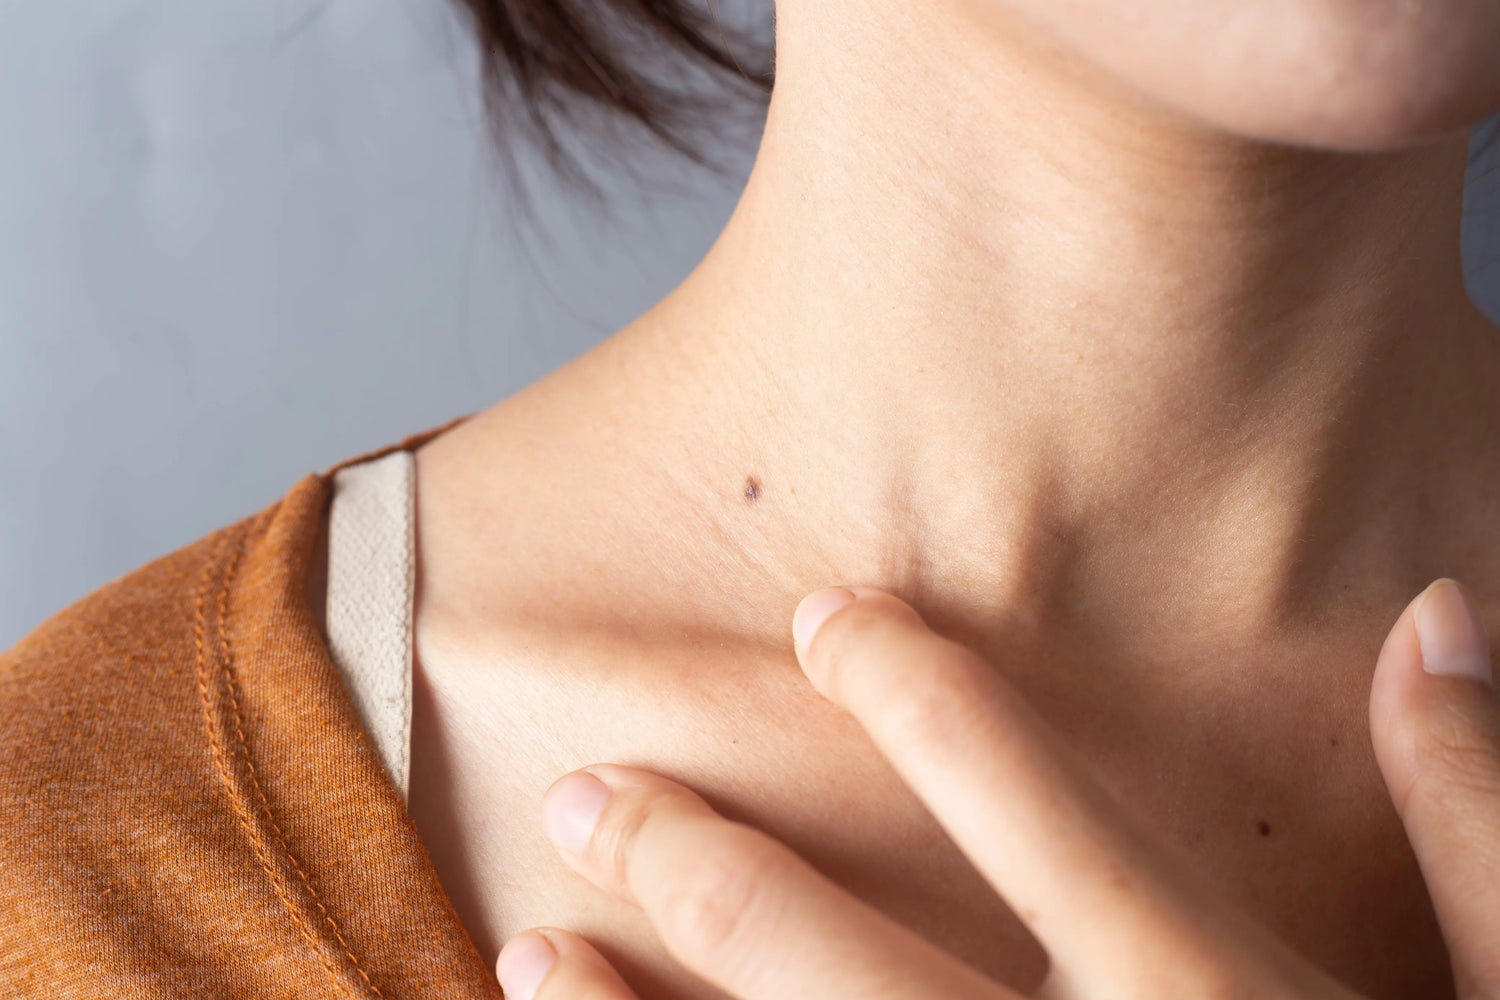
[325, 448, 415, 802]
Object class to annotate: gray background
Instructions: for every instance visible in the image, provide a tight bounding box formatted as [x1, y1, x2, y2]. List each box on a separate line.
[1, 2, 1497, 650]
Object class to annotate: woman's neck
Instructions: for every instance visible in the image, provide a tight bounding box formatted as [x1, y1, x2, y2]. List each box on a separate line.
[612, 0, 1500, 649]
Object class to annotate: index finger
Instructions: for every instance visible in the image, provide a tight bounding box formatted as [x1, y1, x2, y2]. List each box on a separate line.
[792, 587, 1322, 997]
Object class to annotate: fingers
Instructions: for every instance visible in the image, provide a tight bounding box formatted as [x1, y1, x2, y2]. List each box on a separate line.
[1369, 578, 1500, 996]
[535, 763, 1017, 1000]
[790, 587, 1329, 999]
[497, 926, 639, 1000]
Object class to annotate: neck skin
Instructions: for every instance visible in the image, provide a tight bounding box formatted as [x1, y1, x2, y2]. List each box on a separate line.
[601, 0, 1500, 656]
[404, 5, 1497, 978]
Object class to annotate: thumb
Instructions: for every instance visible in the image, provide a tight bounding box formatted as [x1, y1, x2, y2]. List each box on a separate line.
[1370, 577, 1500, 998]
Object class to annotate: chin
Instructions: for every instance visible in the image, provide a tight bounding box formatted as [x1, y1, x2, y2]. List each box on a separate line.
[1014, 0, 1500, 151]
[1200, 2, 1500, 150]
[1185, 40, 1500, 152]
[1171, 82, 1500, 154]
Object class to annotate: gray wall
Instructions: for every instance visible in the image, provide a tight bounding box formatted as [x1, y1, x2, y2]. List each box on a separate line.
[1, 3, 1497, 649]
[0, 0, 755, 649]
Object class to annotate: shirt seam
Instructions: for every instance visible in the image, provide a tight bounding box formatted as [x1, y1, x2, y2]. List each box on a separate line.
[194, 513, 385, 999]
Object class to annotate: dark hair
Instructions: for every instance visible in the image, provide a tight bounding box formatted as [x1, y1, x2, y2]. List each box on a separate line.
[450, 0, 774, 206]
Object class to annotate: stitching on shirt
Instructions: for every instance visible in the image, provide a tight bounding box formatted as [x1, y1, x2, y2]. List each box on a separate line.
[196, 517, 385, 999]
[193, 526, 350, 993]
[218, 524, 388, 999]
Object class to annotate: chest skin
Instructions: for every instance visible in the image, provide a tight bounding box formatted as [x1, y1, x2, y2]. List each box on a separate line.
[393, 358, 1490, 1000]
[405, 590, 1455, 1000]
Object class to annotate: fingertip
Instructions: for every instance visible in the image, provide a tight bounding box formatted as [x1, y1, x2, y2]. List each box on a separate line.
[1370, 579, 1500, 816]
[529, 926, 606, 966]
[1366, 585, 1500, 986]
[792, 587, 858, 658]
[496, 930, 557, 1000]
[1369, 588, 1426, 747]
[1413, 578, 1493, 685]
[498, 927, 637, 1000]
[541, 770, 611, 860]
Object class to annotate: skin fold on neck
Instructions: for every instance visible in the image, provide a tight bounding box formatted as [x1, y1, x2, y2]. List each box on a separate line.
[597, 0, 1500, 654]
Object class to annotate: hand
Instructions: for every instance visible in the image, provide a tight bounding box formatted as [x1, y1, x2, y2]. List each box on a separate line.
[494, 579, 1499, 1000]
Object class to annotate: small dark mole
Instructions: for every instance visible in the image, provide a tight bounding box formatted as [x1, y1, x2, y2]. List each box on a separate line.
[743, 476, 762, 503]
[1329, 735, 1339, 747]
[1256, 820, 1271, 837]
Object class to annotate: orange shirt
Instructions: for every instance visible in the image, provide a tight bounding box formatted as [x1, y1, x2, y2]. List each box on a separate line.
[0, 412, 501, 999]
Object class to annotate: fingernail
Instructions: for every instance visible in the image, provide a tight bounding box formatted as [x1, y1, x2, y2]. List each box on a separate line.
[793, 588, 857, 654]
[497, 931, 557, 1000]
[542, 770, 611, 858]
[1414, 578, 1492, 685]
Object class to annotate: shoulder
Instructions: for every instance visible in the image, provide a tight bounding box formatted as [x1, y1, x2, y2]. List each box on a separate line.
[0, 472, 385, 996]
[0, 485, 309, 993]
[0, 415, 495, 996]
[0, 505, 255, 782]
